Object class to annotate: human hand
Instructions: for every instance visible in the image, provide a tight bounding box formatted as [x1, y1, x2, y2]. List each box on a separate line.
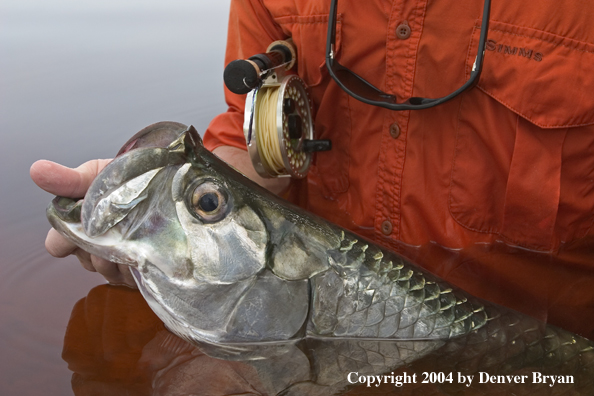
[30, 159, 137, 288]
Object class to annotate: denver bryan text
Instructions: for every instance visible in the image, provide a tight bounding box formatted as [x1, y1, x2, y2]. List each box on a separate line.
[476, 372, 574, 387]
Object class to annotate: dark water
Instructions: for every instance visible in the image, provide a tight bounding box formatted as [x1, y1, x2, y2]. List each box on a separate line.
[1, 1, 594, 395]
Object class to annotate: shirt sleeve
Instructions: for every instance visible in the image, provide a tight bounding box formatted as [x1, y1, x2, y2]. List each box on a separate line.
[203, 0, 286, 152]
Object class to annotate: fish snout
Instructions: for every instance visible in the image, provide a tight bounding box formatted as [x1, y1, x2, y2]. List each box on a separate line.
[51, 196, 83, 224]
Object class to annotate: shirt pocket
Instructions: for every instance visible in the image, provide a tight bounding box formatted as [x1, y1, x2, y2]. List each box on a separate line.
[450, 20, 594, 251]
[276, 14, 351, 196]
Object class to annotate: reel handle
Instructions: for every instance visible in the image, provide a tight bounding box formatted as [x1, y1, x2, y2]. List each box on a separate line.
[303, 139, 332, 153]
[224, 39, 297, 95]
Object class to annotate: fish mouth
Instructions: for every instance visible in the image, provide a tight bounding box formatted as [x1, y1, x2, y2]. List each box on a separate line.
[50, 196, 83, 223]
[47, 196, 137, 266]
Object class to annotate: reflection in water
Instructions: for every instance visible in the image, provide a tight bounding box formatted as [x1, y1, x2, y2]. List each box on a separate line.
[63, 242, 594, 395]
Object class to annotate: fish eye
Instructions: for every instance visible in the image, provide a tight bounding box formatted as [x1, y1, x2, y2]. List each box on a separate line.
[189, 181, 230, 222]
[198, 192, 219, 213]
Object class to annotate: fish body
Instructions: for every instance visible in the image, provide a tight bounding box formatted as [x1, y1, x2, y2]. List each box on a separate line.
[47, 123, 593, 368]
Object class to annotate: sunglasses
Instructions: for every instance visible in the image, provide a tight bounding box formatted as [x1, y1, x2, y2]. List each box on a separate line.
[325, 0, 492, 110]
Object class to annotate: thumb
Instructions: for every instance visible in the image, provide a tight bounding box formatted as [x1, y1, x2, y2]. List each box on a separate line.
[30, 159, 112, 198]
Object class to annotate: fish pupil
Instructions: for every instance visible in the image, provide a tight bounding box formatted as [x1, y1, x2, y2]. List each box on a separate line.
[199, 193, 219, 212]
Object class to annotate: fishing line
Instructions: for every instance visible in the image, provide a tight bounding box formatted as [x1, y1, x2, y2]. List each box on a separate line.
[255, 87, 285, 175]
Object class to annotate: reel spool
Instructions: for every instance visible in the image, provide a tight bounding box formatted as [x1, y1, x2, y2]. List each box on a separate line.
[224, 40, 331, 179]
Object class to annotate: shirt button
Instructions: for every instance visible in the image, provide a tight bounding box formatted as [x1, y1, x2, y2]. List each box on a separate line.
[381, 220, 393, 236]
[396, 22, 411, 40]
[389, 123, 401, 139]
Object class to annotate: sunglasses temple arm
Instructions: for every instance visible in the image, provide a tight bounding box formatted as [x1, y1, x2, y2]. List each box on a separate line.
[326, 0, 338, 61]
[472, 0, 491, 77]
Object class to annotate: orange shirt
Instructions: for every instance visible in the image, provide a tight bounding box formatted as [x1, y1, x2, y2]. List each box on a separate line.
[204, 0, 594, 337]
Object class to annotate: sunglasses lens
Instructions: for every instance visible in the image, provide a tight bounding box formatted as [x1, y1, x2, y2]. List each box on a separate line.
[331, 63, 396, 103]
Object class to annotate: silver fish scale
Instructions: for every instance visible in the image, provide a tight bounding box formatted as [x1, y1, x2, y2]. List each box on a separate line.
[310, 231, 488, 339]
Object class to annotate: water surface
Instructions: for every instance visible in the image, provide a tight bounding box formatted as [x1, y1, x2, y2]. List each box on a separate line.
[0, 1, 228, 394]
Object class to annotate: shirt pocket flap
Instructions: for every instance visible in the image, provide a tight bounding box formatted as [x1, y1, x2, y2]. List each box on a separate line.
[467, 20, 594, 128]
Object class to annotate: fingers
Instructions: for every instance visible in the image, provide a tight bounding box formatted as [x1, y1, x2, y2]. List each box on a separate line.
[91, 256, 137, 289]
[75, 249, 137, 288]
[73, 248, 137, 288]
[74, 249, 97, 272]
[30, 158, 112, 198]
[46, 229, 137, 288]
[46, 228, 78, 257]
[119, 264, 137, 288]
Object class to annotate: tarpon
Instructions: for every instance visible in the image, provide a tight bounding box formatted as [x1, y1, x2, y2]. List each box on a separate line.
[46, 122, 593, 381]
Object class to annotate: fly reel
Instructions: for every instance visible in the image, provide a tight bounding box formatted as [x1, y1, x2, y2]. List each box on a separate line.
[224, 40, 331, 179]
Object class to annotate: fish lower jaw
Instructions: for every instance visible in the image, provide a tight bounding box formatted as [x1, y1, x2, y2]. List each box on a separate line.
[48, 205, 138, 266]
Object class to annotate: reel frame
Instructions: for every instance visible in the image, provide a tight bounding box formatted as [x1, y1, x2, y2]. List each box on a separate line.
[243, 68, 315, 179]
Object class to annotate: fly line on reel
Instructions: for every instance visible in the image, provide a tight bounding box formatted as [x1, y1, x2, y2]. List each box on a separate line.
[252, 75, 313, 178]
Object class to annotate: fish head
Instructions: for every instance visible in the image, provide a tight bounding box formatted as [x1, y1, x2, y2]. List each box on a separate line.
[47, 122, 342, 343]
[46, 122, 271, 285]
